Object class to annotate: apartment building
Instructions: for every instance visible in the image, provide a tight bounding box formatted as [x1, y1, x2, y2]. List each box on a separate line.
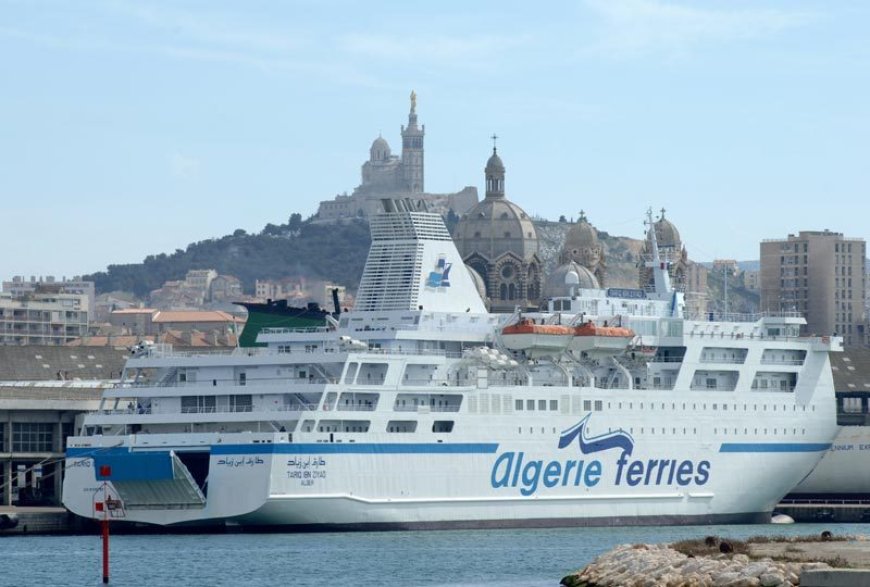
[760, 230, 866, 347]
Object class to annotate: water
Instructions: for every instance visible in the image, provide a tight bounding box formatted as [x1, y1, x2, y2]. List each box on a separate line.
[2, 523, 866, 587]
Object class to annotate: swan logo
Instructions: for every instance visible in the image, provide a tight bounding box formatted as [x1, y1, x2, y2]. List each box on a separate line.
[425, 256, 452, 289]
[558, 414, 634, 456]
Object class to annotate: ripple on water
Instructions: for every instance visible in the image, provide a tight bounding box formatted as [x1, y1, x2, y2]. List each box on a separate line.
[1, 523, 865, 587]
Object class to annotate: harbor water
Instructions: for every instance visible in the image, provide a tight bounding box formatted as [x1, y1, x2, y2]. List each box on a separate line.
[2, 523, 867, 586]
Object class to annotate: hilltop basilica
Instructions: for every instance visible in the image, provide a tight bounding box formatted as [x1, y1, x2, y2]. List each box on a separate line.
[315, 92, 478, 222]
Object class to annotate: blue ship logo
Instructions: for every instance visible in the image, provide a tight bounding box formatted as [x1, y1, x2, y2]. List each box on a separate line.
[558, 414, 634, 456]
[426, 256, 452, 289]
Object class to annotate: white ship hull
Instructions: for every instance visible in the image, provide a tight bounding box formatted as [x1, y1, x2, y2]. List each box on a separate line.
[791, 426, 870, 495]
[61, 205, 842, 530]
[64, 388, 836, 529]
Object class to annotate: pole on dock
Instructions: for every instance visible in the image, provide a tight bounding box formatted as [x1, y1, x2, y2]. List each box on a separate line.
[102, 516, 110, 584]
[94, 477, 117, 585]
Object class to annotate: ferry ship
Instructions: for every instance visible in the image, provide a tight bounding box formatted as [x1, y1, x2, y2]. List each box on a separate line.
[63, 202, 842, 529]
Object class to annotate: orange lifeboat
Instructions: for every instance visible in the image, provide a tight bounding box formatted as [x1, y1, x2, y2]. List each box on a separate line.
[570, 321, 635, 356]
[501, 318, 573, 357]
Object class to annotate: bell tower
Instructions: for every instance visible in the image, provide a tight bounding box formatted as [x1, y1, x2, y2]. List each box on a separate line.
[401, 90, 425, 193]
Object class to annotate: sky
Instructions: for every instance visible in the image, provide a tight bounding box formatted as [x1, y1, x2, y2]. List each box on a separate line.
[1, 0, 868, 282]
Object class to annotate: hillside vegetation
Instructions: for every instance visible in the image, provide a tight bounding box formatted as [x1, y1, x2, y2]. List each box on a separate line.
[85, 215, 371, 298]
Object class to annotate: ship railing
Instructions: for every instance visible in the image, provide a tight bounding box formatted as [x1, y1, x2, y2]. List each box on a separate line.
[117, 376, 339, 389]
[392, 405, 461, 413]
[686, 310, 804, 322]
[760, 359, 805, 365]
[137, 347, 273, 359]
[685, 331, 814, 343]
[699, 358, 745, 364]
[779, 497, 870, 506]
[99, 404, 324, 416]
[261, 326, 331, 334]
[360, 348, 457, 358]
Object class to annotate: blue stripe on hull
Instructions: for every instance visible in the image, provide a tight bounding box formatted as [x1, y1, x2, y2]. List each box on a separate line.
[67, 443, 500, 458]
[212, 443, 500, 455]
[719, 443, 832, 453]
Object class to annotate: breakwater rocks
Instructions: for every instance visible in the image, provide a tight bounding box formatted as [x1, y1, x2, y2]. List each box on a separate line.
[561, 543, 832, 587]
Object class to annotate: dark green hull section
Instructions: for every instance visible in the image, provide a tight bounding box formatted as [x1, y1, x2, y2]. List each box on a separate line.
[235, 301, 330, 347]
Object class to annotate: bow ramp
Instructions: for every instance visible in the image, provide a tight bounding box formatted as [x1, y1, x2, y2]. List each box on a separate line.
[94, 450, 206, 510]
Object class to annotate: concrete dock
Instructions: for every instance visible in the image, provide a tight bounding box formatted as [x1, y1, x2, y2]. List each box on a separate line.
[0, 506, 84, 535]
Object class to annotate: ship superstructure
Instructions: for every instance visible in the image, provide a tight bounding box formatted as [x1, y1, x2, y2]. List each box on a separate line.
[63, 203, 841, 529]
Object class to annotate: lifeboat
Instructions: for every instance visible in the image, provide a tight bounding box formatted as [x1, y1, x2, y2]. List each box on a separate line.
[569, 322, 635, 356]
[501, 318, 573, 357]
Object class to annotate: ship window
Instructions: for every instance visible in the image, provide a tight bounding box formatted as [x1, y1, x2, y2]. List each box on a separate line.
[181, 395, 216, 414]
[229, 395, 252, 412]
[527, 399, 534, 410]
[594, 400, 603, 411]
[538, 399, 546, 411]
[515, 399, 523, 411]
[433, 421, 454, 433]
[550, 400, 558, 411]
[583, 400, 591, 411]
[387, 420, 417, 433]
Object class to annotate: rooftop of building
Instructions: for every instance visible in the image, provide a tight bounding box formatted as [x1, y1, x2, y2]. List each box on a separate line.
[151, 310, 244, 323]
[0, 346, 127, 381]
[831, 348, 870, 393]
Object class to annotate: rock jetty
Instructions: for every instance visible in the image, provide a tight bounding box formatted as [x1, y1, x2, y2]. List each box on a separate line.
[561, 543, 832, 587]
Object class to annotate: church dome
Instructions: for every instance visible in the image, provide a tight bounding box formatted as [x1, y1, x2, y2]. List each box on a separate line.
[455, 197, 538, 261]
[562, 214, 599, 258]
[654, 213, 681, 250]
[465, 264, 487, 301]
[370, 136, 391, 162]
[544, 261, 599, 298]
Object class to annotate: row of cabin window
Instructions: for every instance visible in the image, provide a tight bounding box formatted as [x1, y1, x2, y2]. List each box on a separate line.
[509, 398, 812, 414]
[312, 421, 455, 433]
[515, 399, 559, 412]
[517, 426, 807, 436]
[598, 400, 814, 414]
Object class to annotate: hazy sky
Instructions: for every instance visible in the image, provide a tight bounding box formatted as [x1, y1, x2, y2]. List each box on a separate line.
[1, 0, 868, 282]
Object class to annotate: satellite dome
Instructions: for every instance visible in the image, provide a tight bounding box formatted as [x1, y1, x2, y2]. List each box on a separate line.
[544, 261, 599, 298]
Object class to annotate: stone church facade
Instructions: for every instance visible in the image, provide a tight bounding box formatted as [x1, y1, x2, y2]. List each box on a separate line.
[454, 147, 542, 312]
